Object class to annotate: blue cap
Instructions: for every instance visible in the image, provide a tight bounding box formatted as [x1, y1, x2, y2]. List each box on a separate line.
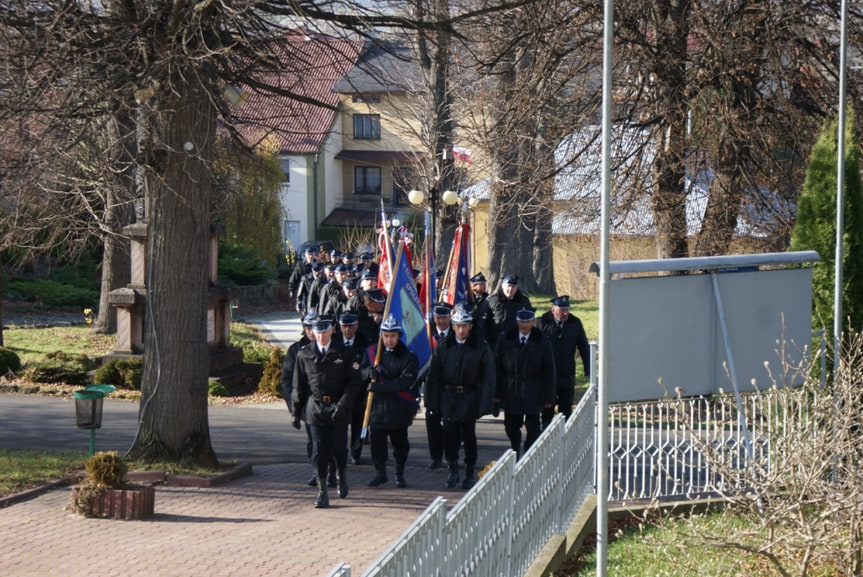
[360, 269, 376, 280]
[380, 314, 403, 333]
[302, 312, 319, 326]
[551, 295, 570, 308]
[338, 311, 358, 325]
[360, 252, 373, 261]
[364, 288, 386, 303]
[334, 264, 348, 274]
[342, 277, 358, 291]
[470, 272, 486, 284]
[313, 317, 334, 332]
[433, 303, 452, 317]
[343, 252, 355, 261]
[311, 262, 323, 272]
[501, 275, 519, 285]
[330, 250, 341, 258]
[515, 308, 535, 322]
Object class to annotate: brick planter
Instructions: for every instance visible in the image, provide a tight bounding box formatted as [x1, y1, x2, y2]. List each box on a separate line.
[70, 486, 155, 520]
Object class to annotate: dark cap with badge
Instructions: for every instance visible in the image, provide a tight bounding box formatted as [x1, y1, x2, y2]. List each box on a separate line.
[501, 275, 519, 285]
[470, 272, 486, 284]
[364, 288, 386, 303]
[515, 308, 535, 322]
[302, 312, 319, 326]
[313, 316, 334, 332]
[551, 295, 570, 309]
[360, 252, 373, 262]
[338, 311, 359, 326]
[433, 302, 452, 317]
[342, 277, 358, 291]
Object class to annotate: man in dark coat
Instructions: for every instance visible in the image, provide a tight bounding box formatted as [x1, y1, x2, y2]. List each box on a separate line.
[494, 308, 556, 458]
[295, 261, 323, 315]
[486, 275, 532, 346]
[537, 295, 591, 428]
[469, 272, 491, 341]
[289, 246, 318, 305]
[337, 311, 370, 465]
[291, 317, 362, 508]
[280, 312, 319, 485]
[424, 302, 452, 469]
[426, 307, 495, 490]
[364, 315, 419, 488]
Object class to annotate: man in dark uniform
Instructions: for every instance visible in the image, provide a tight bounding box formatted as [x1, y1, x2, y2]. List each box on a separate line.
[364, 315, 419, 488]
[537, 295, 591, 428]
[486, 275, 532, 346]
[323, 275, 358, 319]
[426, 307, 495, 490]
[337, 311, 370, 465]
[289, 246, 318, 305]
[291, 316, 362, 508]
[280, 312, 318, 485]
[296, 261, 323, 315]
[469, 272, 491, 340]
[307, 262, 332, 313]
[357, 287, 385, 343]
[424, 302, 452, 469]
[494, 308, 556, 458]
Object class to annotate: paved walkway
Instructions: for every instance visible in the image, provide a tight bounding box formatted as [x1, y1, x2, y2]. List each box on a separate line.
[0, 310, 510, 576]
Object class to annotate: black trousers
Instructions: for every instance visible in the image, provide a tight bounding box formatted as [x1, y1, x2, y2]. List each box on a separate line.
[541, 386, 575, 429]
[504, 412, 541, 455]
[369, 427, 410, 467]
[349, 392, 367, 460]
[443, 419, 477, 467]
[426, 409, 444, 461]
[310, 422, 348, 478]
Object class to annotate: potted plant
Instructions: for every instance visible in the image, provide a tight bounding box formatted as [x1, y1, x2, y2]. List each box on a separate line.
[69, 451, 155, 520]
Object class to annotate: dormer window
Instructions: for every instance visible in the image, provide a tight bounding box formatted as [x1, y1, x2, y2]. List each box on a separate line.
[353, 114, 380, 140]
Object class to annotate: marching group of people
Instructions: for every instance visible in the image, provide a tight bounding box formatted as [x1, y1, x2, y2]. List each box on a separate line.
[281, 244, 591, 509]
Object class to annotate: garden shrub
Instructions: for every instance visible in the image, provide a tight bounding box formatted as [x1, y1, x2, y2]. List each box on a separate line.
[208, 380, 231, 397]
[84, 451, 128, 489]
[4, 278, 98, 308]
[258, 347, 283, 397]
[0, 347, 22, 374]
[92, 358, 143, 391]
[217, 244, 277, 286]
[26, 351, 97, 385]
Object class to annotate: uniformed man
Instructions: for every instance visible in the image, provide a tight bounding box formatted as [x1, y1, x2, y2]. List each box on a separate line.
[338, 311, 370, 465]
[358, 287, 386, 343]
[288, 246, 318, 305]
[425, 306, 495, 490]
[291, 316, 362, 508]
[280, 312, 318, 485]
[424, 302, 452, 469]
[494, 308, 556, 458]
[486, 274, 532, 346]
[365, 315, 420, 488]
[470, 272, 491, 340]
[296, 261, 323, 315]
[537, 295, 591, 428]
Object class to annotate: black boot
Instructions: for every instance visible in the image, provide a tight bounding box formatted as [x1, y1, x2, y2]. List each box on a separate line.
[461, 466, 476, 490]
[337, 469, 349, 498]
[307, 473, 318, 487]
[367, 464, 388, 487]
[327, 462, 337, 488]
[445, 462, 459, 489]
[394, 465, 407, 488]
[314, 478, 329, 508]
[427, 459, 442, 470]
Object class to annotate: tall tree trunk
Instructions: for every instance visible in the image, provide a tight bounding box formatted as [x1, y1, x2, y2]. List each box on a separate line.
[126, 76, 217, 467]
[651, 0, 691, 259]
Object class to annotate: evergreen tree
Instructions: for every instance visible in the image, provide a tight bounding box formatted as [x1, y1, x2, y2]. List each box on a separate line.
[790, 108, 863, 343]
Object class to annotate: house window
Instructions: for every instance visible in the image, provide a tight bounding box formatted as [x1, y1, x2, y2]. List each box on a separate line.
[354, 166, 382, 195]
[352, 95, 381, 104]
[353, 114, 380, 140]
[279, 159, 290, 182]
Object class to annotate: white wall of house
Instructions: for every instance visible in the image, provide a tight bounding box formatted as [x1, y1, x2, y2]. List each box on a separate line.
[278, 154, 309, 251]
[321, 118, 344, 217]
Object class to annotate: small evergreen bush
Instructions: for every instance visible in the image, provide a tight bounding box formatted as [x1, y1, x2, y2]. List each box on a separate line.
[258, 347, 284, 397]
[0, 347, 22, 374]
[84, 451, 128, 489]
[25, 351, 97, 385]
[92, 358, 143, 390]
[217, 244, 277, 286]
[208, 380, 231, 397]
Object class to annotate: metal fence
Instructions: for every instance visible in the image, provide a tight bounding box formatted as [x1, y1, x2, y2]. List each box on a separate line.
[360, 384, 598, 577]
[354, 377, 807, 576]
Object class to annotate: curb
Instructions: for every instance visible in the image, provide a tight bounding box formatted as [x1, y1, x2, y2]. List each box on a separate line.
[0, 463, 254, 509]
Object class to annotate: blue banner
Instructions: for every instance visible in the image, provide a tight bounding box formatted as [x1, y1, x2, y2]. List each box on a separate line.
[386, 242, 432, 375]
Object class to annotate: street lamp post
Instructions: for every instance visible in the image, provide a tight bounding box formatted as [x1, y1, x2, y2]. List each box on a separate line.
[408, 186, 460, 259]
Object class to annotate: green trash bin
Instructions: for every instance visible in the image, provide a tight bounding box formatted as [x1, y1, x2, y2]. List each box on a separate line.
[74, 389, 105, 430]
[74, 385, 115, 456]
